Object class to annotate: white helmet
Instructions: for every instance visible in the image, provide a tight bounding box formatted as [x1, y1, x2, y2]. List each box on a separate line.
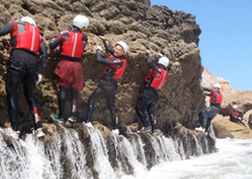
[232, 105, 237, 109]
[21, 16, 36, 26]
[116, 41, 128, 55]
[158, 56, 169, 67]
[73, 15, 89, 29]
[213, 83, 221, 89]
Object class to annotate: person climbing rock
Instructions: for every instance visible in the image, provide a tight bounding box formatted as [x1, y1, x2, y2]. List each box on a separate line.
[136, 50, 169, 135]
[85, 36, 128, 134]
[229, 105, 247, 127]
[49, 15, 89, 123]
[0, 16, 48, 139]
[195, 83, 223, 135]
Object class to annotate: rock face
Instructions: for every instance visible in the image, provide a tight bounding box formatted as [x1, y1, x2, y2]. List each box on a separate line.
[0, 0, 204, 133]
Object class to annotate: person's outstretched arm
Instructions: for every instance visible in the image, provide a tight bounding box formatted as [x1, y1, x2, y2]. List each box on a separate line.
[96, 46, 121, 65]
[38, 38, 48, 75]
[146, 51, 159, 72]
[0, 21, 15, 36]
[99, 36, 114, 55]
[49, 31, 68, 49]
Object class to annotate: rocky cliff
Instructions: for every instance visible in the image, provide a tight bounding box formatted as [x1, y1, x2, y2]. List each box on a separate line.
[0, 0, 205, 133]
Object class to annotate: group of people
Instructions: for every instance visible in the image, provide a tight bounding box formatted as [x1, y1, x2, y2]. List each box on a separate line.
[4, 14, 243, 139]
[0, 14, 170, 138]
[195, 83, 252, 135]
[3, 13, 248, 140]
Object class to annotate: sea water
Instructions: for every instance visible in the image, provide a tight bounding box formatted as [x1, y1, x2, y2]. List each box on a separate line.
[122, 138, 252, 179]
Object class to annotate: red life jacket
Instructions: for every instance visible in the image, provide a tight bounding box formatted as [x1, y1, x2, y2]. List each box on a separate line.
[145, 68, 168, 89]
[61, 30, 84, 58]
[229, 109, 238, 118]
[103, 56, 127, 79]
[210, 89, 223, 105]
[11, 22, 41, 54]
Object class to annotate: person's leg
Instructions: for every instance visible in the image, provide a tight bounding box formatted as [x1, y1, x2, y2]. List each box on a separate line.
[71, 89, 78, 113]
[23, 80, 44, 138]
[6, 58, 24, 131]
[68, 88, 78, 122]
[6, 80, 22, 131]
[204, 106, 219, 132]
[195, 108, 208, 131]
[135, 98, 149, 127]
[205, 118, 212, 132]
[23, 77, 42, 129]
[86, 86, 106, 123]
[23, 59, 43, 130]
[50, 86, 68, 123]
[106, 93, 118, 129]
[147, 105, 157, 131]
[198, 111, 205, 128]
[237, 118, 247, 127]
[69, 61, 84, 122]
[147, 92, 158, 132]
[136, 88, 155, 131]
[58, 86, 68, 121]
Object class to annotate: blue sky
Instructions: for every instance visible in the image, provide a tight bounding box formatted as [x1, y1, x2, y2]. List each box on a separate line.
[153, 0, 252, 91]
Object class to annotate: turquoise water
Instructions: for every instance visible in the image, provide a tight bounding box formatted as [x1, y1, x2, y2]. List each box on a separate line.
[122, 138, 252, 179]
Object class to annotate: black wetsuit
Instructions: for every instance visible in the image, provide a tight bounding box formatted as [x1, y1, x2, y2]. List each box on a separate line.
[86, 41, 125, 129]
[0, 21, 47, 131]
[229, 109, 246, 126]
[49, 28, 88, 120]
[198, 87, 222, 132]
[135, 53, 168, 131]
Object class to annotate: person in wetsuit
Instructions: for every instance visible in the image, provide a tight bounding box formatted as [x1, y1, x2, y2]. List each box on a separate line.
[229, 105, 247, 127]
[49, 15, 89, 123]
[85, 36, 128, 133]
[195, 83, 223, 135]
[0, 16, 48, 139]
[136, 51, 169, 134]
